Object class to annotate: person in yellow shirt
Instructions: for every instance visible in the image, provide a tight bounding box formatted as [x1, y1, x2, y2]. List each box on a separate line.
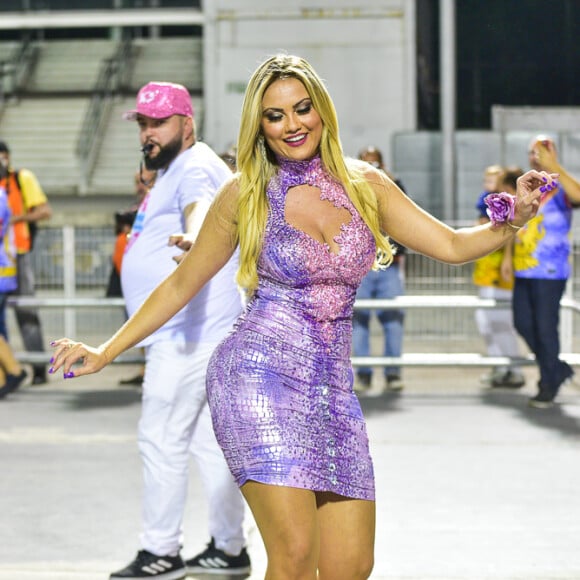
[0, 141, 52, 385]
[473, 165, 526, 388]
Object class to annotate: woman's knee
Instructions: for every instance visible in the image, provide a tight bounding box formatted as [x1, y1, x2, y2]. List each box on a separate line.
[356, 551, 374, 579]
[268, 531, 317, 574]
[319, 550, 374, 580]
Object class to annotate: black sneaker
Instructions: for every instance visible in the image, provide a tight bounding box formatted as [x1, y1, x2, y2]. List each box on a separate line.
[119, 373, 144, 386]
[0, 370, 27, 399]
[31, 367, 47, 385]
[185, 538, 251, 576]
[528, 384, 556, 409]
[385, 374, 404, 391]
[109, 550, 186, 579]
[491, 370, 525, 389]
[354, 373, 372, 392]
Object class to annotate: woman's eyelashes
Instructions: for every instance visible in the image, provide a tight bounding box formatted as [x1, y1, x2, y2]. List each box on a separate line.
[263, 103, 313, 123]
[264, 112, 283, 123]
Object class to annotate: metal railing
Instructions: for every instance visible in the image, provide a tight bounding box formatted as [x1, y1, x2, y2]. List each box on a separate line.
[7, 294, 580, 367]
[11, 225, 580, 368]
[0, 38, 38, 104]
[351, 296, 580, 368]
[76, 38, 135, 193]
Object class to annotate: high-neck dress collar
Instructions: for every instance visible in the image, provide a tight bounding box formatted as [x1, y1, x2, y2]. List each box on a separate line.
[276, 154, 323, 188]
[277, 154, 322, 173]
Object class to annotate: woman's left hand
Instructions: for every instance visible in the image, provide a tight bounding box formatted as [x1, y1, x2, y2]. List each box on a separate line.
[512, 170, 559, 227]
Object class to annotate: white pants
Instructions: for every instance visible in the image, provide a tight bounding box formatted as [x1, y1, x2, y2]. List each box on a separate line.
[475, 286, 522, 374]
[138, 340, 245, 556]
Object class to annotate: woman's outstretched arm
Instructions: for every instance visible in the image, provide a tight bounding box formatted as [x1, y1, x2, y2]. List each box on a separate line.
[368, 167, 556, 264]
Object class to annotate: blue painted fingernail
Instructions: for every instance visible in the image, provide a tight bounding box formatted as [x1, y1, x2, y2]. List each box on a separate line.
[64, 371, 75, 379]
[48, 367, 54, 374]
[542, 177, 548, 182]
[540, 186, 547, 193]
[49, 357, 54, 364]
[50, 341, 56, 346]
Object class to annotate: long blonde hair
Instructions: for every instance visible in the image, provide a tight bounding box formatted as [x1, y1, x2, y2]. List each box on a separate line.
[235, 54, 392, 292]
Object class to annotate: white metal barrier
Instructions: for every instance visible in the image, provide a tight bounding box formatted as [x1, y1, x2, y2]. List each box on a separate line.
[353, 296, 580, 367]
[7, 295, 580, 367]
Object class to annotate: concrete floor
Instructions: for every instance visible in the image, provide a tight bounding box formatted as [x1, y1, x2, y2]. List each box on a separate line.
[1, 363, 579, 580]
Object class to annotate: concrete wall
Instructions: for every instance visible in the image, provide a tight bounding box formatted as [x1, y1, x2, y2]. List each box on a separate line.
[202, 0, 416, 164]
[491, 106, 580, 133]
[392, 129, 580, 221]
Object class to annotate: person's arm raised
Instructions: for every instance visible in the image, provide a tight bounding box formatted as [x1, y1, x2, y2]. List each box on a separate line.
[536, 140, 580, 204]
[50, 177, 240, 378]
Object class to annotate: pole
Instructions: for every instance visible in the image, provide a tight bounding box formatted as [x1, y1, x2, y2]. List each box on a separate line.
[440, 0, 457, 221]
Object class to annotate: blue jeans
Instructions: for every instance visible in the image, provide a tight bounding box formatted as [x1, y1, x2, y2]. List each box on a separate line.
[353, 265, 405, 377]
[0, 294, 7, 339]
[513, 277, 573, 392]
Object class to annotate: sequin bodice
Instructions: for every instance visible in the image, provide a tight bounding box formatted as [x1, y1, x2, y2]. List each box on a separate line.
[254, 155, 376, 343]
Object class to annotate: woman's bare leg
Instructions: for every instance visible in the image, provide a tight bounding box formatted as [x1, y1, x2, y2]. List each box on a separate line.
[241, 481, 319, 580]
[316, 492, 375, 580]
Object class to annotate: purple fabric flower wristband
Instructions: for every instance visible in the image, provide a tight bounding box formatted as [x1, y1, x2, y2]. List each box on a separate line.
[484, 192, 516, 227]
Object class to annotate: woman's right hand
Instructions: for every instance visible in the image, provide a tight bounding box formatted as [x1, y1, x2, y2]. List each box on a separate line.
[49, 339, 110, 379]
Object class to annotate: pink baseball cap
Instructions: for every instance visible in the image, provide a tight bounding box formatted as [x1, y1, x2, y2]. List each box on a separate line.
[123, 81, 194, 120]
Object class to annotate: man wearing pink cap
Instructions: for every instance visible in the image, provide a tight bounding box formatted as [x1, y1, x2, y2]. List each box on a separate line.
[111, 82, 250, 579]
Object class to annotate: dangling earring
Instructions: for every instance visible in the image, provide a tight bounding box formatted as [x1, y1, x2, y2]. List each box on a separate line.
[257, 134, 267, 159]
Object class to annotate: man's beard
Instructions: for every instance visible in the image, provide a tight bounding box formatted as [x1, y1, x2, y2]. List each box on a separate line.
[144, 134, 182, 170]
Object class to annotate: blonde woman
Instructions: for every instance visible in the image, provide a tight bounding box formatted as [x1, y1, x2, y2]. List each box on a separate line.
[51, 55, 553, 579]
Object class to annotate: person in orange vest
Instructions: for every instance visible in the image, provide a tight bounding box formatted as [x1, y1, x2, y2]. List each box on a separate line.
[0, 140, 52, 385]
[0, 183, 27, 398]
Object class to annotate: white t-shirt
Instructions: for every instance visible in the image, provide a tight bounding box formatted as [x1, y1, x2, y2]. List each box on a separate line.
[121, 142, 242, 346]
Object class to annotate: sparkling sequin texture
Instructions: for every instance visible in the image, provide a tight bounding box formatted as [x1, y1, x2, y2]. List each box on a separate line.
[206, 155, 377, 500]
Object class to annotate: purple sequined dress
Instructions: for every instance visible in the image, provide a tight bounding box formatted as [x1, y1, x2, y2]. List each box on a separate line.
[206, 155, 377, 500]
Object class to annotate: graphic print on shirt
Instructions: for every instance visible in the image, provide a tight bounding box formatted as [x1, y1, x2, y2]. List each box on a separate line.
[513, 188, 572, 279]
[124, 192, 150, 254]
